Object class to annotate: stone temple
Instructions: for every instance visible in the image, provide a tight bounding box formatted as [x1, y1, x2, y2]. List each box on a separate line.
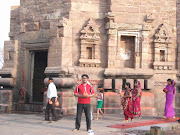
[0, 0, 180, 117]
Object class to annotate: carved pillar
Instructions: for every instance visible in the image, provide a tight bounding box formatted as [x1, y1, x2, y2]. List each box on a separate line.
[105, 12, 117, 68]
[141, 14, 155, 68]
[45, 18, 74, 77]
[0, 40, 19, 112]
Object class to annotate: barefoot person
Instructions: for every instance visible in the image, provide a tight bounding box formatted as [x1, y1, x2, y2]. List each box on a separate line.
[132, 81, 142, 118]
[45, 77, 58, 122]
[74, 74, 95, 132]
[94, 86, 104, 120]
[121, 82, 134, 122]
[163, 79, 176, 119]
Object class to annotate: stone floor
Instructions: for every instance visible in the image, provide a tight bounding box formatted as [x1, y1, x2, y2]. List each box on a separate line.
[0, 112, 179, 135]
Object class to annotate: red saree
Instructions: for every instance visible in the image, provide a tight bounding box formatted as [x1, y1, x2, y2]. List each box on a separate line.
[132, 81, 142, 116]
[121, 89, 134, 120]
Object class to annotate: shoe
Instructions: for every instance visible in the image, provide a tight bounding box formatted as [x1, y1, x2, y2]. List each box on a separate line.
[73, 129, 79, 132]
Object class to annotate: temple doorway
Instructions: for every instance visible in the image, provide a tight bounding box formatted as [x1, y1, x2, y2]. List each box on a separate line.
[31, 51, 48, 103]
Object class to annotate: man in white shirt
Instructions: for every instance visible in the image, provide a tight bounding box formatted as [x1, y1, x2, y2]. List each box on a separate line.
[45, 77, 58, 121]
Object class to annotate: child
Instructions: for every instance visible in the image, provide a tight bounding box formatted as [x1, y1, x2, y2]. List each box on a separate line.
[121, 82, 134, 122]
[94, 86, 104, 120]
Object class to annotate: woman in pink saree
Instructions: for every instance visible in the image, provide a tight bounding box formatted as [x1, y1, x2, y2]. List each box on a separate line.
[163, 79, 176, 119]
[131, 81, 142, 117]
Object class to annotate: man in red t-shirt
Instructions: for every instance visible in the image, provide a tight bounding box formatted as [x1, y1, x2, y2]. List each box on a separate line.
[73, 74, 95, 132]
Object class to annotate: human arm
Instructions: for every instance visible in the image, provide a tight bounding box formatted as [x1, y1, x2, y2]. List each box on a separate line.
[86, 93, 95, 98]
[74, 85, 84, 98]
[133, 88, 140, 100]
[99, 93, 103, 100]
[85, 86, 95, 98]
[123, 92, 132, 98]
[74, 93, 84, 98]
[172, 80, 176, 87]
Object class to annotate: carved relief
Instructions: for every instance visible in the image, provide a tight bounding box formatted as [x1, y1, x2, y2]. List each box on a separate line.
[154, 24, 171, 44]
[153, 24, 173, 70]
[79, 19, 101, 67]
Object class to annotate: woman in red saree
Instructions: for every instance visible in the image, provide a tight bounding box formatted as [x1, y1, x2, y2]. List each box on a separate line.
[121, 82, 134, 122]
[131, 81, 142, 118]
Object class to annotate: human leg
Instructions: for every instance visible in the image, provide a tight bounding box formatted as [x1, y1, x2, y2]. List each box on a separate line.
[45, 102, 50, 121]
[75, 103, 83, 130]
[84, 104, 91, 131]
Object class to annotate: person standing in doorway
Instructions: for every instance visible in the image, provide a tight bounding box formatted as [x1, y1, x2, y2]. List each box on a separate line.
[73, 74, 95, 132]
[45, 77, 58, 122]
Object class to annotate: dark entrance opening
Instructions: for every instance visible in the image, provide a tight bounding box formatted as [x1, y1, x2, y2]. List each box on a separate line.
[32, 51, 47, 103]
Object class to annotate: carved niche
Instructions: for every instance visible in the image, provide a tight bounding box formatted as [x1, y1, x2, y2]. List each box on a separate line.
[153, 24, 173, 70]
[79, 19, 101, 67]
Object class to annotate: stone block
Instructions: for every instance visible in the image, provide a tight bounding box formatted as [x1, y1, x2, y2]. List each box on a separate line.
[141, 92, 154, 107]
[147, 80, 155, 90]
[25, 22, 40, 31]
[103, 79, 112, 89]
[115, 79, 122, 90]
[40, 21, 50, 29]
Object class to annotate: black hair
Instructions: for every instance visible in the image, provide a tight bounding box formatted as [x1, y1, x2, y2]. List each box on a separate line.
[81, 74, 89, 79]
[98, 86, 103, 89]
[49, 77, 53, 81]
[100, 90, 104, 93]
[167, 78, 172, 84]
[125, 82, 131, 89]
[98, 86, 104, 93]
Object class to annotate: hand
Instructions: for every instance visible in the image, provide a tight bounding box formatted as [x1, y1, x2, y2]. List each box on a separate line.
[85, 95, 90, 98]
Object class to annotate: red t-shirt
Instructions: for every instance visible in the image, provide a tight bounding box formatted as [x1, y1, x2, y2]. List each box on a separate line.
[74, 83, 94, 104]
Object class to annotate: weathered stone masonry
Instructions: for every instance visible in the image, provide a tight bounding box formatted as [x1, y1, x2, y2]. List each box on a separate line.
[0, 0, 179, 117]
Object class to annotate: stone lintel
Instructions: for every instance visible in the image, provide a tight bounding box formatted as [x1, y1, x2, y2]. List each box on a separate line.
[0, 68, 13, 77]
[44, 67, 75, 77]
[44, 77, 76, 88]
[104, 68, 154, 79]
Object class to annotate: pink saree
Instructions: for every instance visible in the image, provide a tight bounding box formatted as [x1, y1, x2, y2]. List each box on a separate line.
[131, 81, 142, 116]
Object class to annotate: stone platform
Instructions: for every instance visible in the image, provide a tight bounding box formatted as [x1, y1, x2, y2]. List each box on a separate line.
[0, 113, 179, 135]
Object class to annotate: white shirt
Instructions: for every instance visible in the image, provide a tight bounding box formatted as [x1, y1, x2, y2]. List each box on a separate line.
[97, 93, 103, 101]
[47, 82, 58, 99]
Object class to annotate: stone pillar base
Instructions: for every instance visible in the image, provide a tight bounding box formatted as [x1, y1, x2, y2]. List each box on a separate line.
[0, 90, 12, 112]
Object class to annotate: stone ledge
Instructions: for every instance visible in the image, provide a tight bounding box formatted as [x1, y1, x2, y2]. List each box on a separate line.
[0, 68, 13, 76]
[104, 68, 154, 79]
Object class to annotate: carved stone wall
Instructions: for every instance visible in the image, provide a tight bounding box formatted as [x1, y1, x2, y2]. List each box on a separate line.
[0, 0, 178, 116]
[153, 24, 173, 70]
[79, 19, 101, 67]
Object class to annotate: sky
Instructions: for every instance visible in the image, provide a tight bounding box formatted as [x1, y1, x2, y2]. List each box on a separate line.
[0, 0, 20, 49]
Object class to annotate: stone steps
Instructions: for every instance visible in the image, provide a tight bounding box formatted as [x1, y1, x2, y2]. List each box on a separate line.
[16, 103, 43, 112]
[175, 107, 180, 117]
[141, 107, 157, 116]
[0, 104, 9, 112]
